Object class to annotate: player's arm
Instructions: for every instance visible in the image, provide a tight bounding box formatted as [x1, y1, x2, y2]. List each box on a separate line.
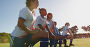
[45, 24, 55, 39]
[67, 29, 74, 39]
[68, 29, 73, 36]
[52, 21, 56, 35]
[38, 24, 45, 30]
[18, 17, 38, 34]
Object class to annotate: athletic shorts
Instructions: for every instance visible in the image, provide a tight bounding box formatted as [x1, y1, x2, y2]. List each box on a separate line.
[10, 34, 32, 47]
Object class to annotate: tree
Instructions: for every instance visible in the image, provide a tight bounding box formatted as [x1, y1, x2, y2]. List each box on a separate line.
[82, 25, 90, 31]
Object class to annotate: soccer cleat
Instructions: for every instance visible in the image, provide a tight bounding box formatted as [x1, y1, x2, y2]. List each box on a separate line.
[69, 44, 74, 46]
[64, 45, 69, 47]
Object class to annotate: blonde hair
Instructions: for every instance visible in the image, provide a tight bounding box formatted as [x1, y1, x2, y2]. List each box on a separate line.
[26, 0, 35, 7]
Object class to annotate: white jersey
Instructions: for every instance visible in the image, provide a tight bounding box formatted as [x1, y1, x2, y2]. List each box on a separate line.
[34, 16, 48, 32]
[11, 7, 33, 37]
[46, 20, 55, 36]
[46, 20, 53, 29]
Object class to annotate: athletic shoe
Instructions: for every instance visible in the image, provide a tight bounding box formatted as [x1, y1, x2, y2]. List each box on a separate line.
[69, 44, 74, 46]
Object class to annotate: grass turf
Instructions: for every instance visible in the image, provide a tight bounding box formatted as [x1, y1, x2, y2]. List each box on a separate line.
[0, 38, 90, 47]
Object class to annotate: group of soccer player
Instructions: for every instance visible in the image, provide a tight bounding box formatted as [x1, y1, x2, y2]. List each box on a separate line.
[10, 0, 77, 47]
[32, 8, 75, 47]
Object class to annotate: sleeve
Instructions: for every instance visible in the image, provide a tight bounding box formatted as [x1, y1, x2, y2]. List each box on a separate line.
[19, 9, 27, 20]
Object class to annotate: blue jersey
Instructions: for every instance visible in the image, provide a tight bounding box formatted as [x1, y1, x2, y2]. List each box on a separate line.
[62, 26, 69, 36]
[55, 27, 60, 36]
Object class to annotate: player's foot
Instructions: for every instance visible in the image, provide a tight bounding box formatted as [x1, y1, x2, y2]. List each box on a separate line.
[69, 44, 74, 46]
[64, 45, 69, 47]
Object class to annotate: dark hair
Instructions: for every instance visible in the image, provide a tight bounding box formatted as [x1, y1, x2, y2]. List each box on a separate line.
[47, 13, 52, 18]
[26, 0, 35, 7]
[54, 21, 57, 25]
[39, 8, 46, 11]
[65, 22, 69, 26]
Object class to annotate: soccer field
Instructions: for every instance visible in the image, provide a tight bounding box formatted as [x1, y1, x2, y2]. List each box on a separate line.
[0, 38, 90, 47]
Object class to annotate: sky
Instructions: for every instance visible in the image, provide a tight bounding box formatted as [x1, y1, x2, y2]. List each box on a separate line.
[0, 0, 90, 33]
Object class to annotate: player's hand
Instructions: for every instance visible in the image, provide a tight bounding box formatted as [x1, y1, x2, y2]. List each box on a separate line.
[54, 36, 64, 40]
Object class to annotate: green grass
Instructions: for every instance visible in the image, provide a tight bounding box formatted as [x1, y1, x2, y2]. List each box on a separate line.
[0, 43, 10, 47]
[0, 38, 90, 47]
[69, 38, 90, 47]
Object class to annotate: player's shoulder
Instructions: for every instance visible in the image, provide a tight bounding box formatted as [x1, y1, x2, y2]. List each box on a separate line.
[19, 7, 29, 14]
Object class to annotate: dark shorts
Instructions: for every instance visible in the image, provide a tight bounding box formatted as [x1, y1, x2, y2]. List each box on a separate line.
[40, 38, 49, 47]
[40, 38, 49, 41]
[10, 34, 32, 47]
